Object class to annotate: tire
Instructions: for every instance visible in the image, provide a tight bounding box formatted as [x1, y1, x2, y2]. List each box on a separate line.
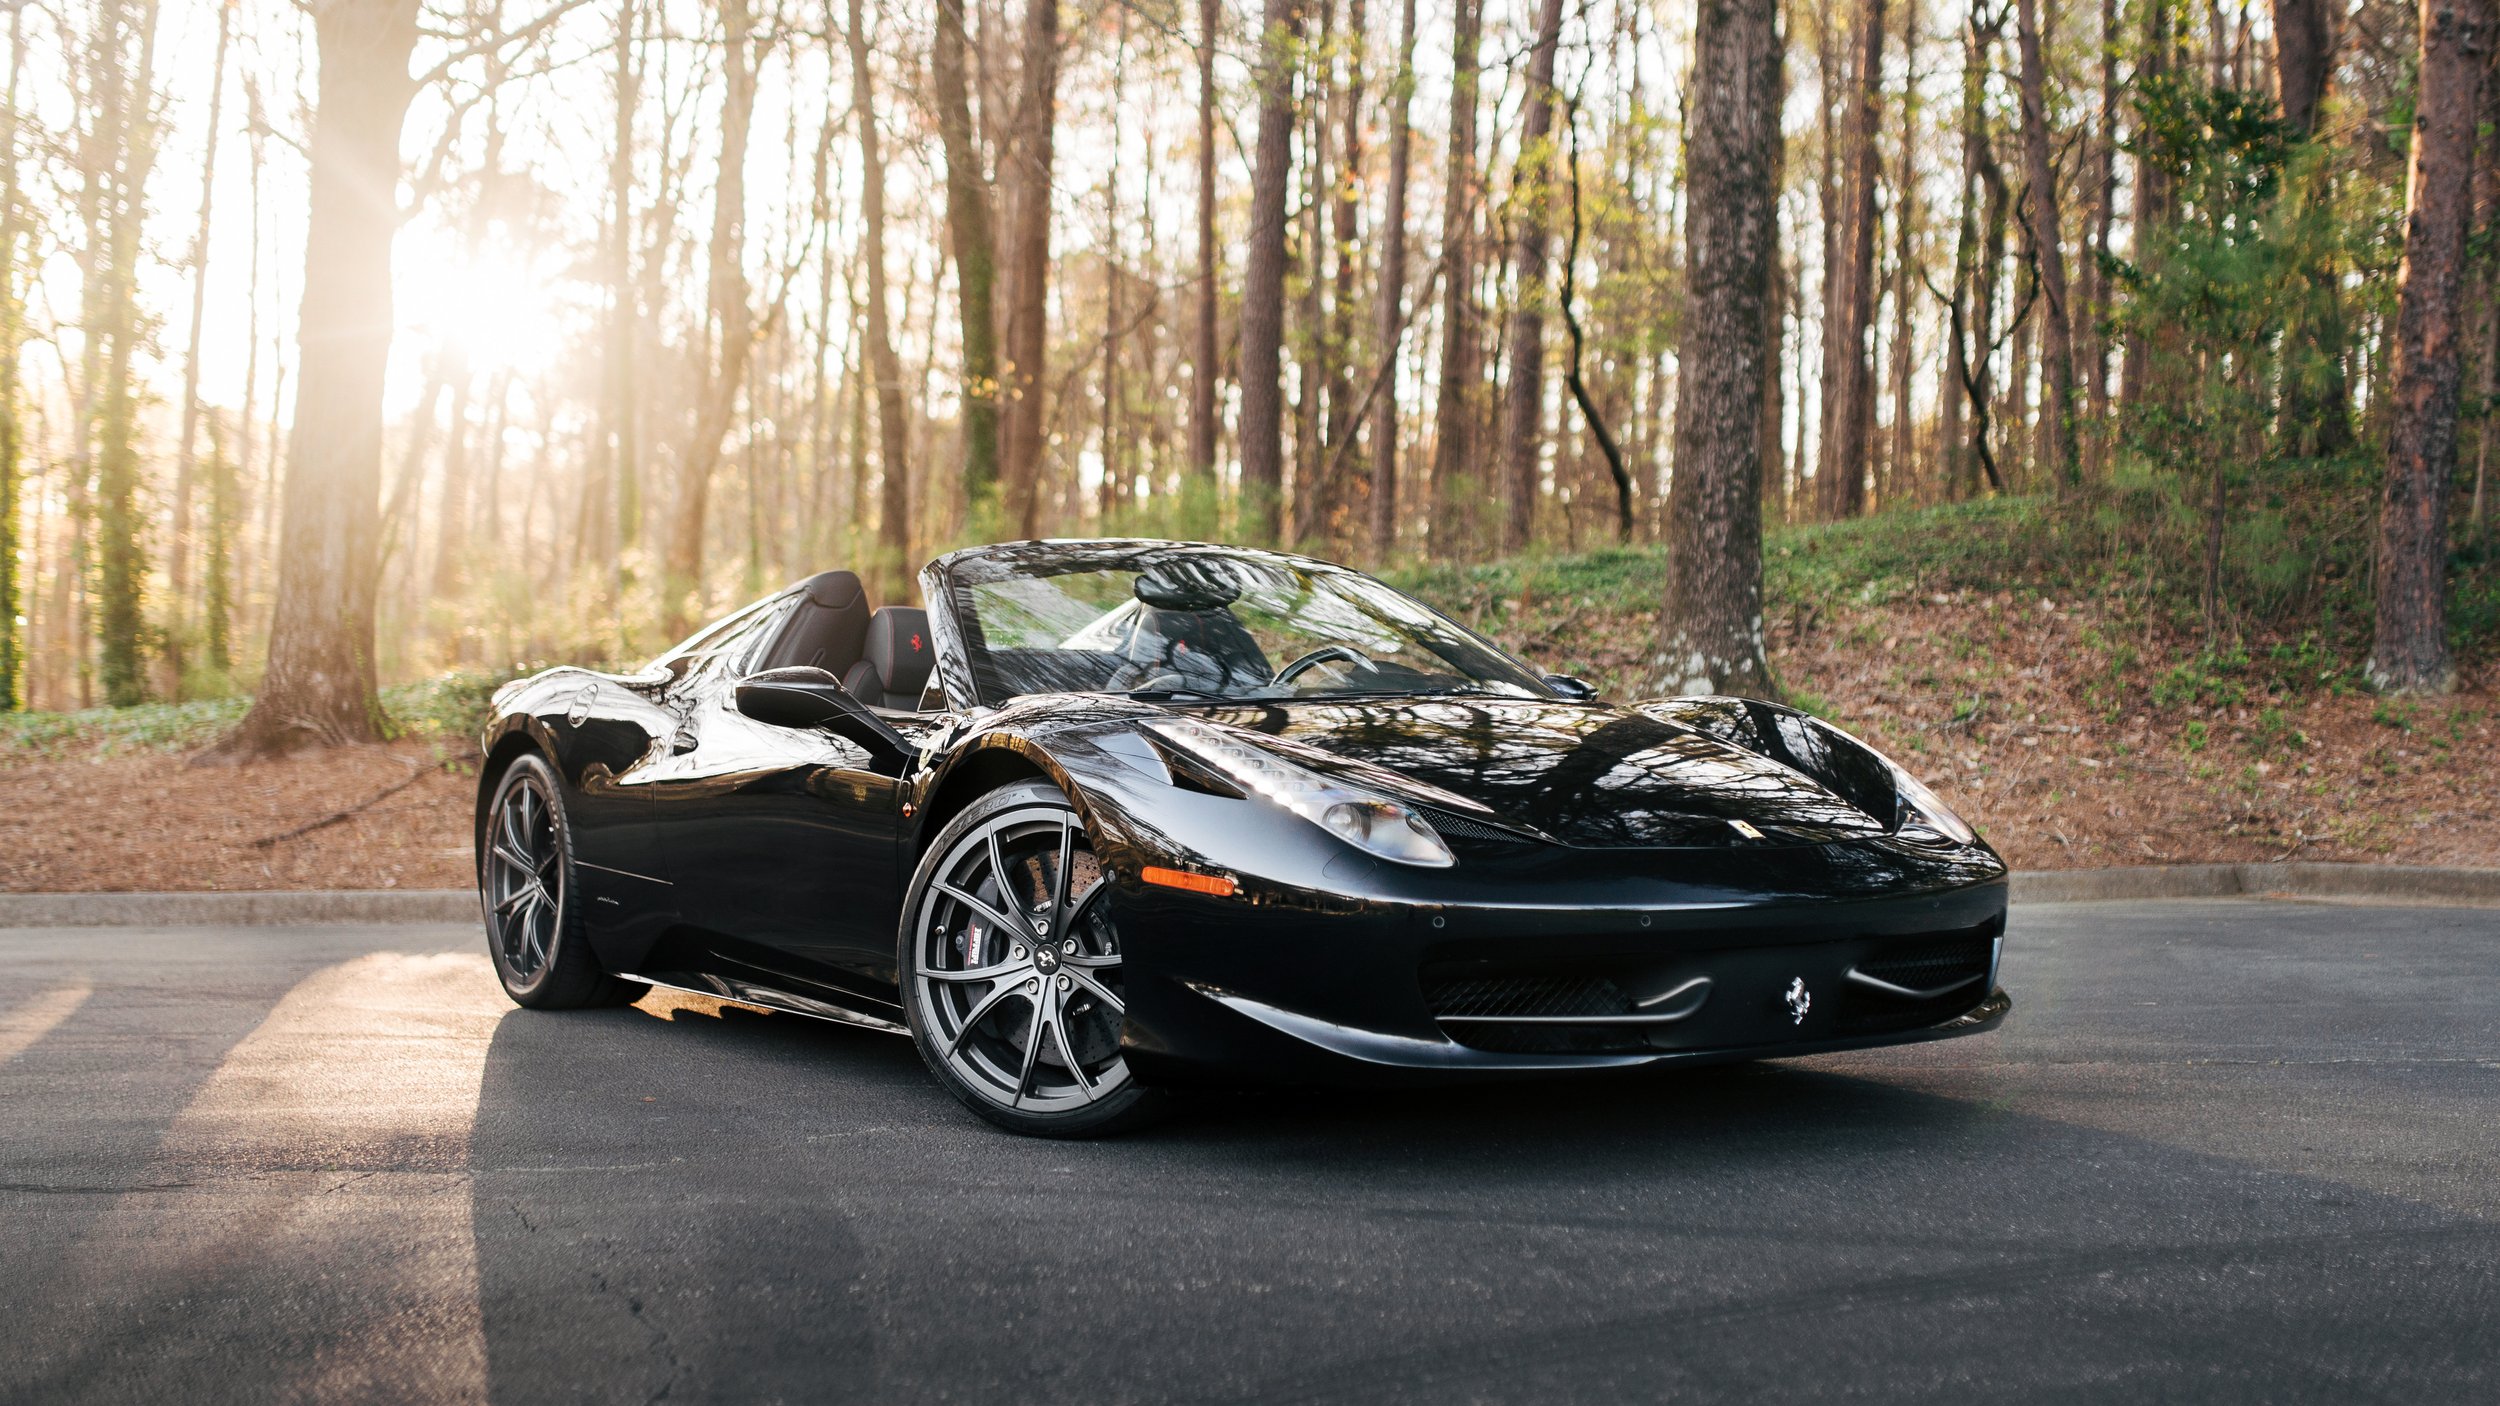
[900, 781, 1170, 1137]
[479, 753, 647, 1010]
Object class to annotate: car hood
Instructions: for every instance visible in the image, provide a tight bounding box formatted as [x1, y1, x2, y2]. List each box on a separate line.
[1189, 697, 1892, 847]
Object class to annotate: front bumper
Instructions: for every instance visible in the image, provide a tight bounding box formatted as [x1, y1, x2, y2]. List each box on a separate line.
[1109, 866, 2012, 1088]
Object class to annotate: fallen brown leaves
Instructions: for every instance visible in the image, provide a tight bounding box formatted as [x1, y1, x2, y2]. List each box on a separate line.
[0, 741, 475, 892]
[2, 588, 2491, 891]
[1757, 593, 2500, 871]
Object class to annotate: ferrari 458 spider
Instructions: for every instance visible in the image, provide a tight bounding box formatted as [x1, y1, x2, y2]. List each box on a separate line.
[475, 539, 2009, 1135]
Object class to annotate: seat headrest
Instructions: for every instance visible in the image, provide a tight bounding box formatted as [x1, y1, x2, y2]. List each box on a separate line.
[857, 607, 934, 707]
[797, 570, 867, 611]
[755, 570, 871, 676]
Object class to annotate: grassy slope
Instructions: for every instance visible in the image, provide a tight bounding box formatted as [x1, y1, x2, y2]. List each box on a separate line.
[1387, 500, 2499, 868]
[4, 500, 2495, 886]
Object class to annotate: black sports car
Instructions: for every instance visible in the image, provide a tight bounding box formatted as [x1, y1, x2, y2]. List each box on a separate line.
[476, 539, 2010, 1135]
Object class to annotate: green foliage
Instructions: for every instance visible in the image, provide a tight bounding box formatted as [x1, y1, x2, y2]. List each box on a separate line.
[1, 669, 530, 758]
[2096, 81, 2399, 639]
[0, 696, 247, 756]
[2248, 706, 2306, 756]
[2151, 649, 2252, 709]
[380, 670, 522, 744]
[2107, 84, 2310, 470]
[2077, 625, 2140, 720]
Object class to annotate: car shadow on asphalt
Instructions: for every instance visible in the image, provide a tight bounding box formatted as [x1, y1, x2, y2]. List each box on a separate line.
[461, 993, 2500, 1405]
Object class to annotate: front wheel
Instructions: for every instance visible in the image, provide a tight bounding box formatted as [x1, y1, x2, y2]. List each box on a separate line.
[900, 782, 1169, 1136]
[479, 753, 646, 1010]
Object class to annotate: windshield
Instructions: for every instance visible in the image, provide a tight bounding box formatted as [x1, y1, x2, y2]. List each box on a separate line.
[949, 551, 1551, 705]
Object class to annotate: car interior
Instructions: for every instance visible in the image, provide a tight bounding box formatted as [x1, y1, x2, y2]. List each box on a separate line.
[747, 569, 934, 712]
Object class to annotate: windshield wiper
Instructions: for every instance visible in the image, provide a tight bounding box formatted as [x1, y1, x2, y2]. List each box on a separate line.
[1124, 688, 1234, 703]
[1319, 684, 1490, 699]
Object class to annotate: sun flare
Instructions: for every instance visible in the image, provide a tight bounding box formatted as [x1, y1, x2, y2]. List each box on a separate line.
[403, 237, 570, 376]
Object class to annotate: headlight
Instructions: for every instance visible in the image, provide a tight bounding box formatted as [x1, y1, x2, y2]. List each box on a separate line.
[1146, 720, 1456, 868]
[1890, 766, 1976, 846]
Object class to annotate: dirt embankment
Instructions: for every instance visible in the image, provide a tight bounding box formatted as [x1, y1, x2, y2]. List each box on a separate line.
[0, 742, 476, 892]
[3, 590, 2492, 891]
[1511, 588, 2499, 871]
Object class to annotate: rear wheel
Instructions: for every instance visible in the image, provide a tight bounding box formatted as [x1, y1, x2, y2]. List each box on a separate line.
[480, 753, 645, 1010]
[901, 782, 1168, 1136]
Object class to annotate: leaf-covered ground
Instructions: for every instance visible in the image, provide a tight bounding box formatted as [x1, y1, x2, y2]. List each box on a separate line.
[5, 504, 2494, 890]
[1400, 509, 2500, 871]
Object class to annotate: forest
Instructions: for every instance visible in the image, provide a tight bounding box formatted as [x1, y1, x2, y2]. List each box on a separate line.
[1, 0, 2496, 757]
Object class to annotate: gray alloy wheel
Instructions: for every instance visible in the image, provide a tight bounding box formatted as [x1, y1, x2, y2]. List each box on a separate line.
[902, 782, 1168, 1136]
[480, 753, 644, 1010]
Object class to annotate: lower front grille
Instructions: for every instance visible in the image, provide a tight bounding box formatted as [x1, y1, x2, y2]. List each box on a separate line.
[1419, 915, 2003, 1055]
[1425, 972, 1632, 1020]
[1834, 930, 1998, 1035]
[1421, 965, 1677, 1054]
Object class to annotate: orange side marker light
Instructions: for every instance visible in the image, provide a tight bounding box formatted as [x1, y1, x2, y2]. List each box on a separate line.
[1141, 866, 1238, 897]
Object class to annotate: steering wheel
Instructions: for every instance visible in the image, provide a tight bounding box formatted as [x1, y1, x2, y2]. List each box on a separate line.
[1272, 644, 1375, 687]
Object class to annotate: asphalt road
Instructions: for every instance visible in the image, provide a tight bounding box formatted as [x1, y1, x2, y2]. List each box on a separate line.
[3, 899, 2496, 1405]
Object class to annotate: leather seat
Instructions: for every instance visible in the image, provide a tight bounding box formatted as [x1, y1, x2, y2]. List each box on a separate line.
[844, 607, 935, 710]
[754, 571, 871, 678]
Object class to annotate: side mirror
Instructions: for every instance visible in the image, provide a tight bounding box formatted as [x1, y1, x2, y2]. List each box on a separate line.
[736, 666, 912, 757]
[1544, 674, 1600, 702]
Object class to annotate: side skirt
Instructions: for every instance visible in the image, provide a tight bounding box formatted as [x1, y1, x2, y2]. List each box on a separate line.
[618, 969, 911, 1038]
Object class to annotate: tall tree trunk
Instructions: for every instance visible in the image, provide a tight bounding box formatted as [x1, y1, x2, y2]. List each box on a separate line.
[661, 0, 760, 636]
[603, 0, 641, 567]
[1819, 0, 1884, 519]
[1100, 7, 1129, 526]
[1500, 0, 1569, 553]
[807, 120, 840, 548]
[1000, 0, 1061, 536]
[1884, 0, 1921, 503]
[1237, 0, 1305, 543]
[203, 418, 236, 673]
[933, 0, 1002, 514]
[165, 0, 232, 695]
[1189, 0, 1222, 501]
[1656, 0, 1781, 698]
[2271, 0, 2333, 135]
[211, 0, 420, 756]
[1320, 0, 1366, 535]
[2014, 0, 2080, 486]
[1942, 20, 1976, 497]
[845, 250, 871, 530]
[845, 0, 913, 594]
[1368, 0, 1418, 557]
[1763, 240, 1790, 517]
[235, 79, 267, 639]
[2120, 0, 2170, 412]
[2272, 0, 2356, 456]
[0, 2, 26, 709]
[92, 0, 162, 707]
[1968, 66, 2013, 497]
[2082, 0, 2116, 476]
[2006, 251, 2033, 482]
[2476, 211, 2500, 543]
[2369, 0, 2491, 693]
[1428, 0, 1484, 555]
[1292, 0, 1334, 537]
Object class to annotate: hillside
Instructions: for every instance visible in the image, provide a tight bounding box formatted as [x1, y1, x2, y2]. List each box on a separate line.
[5, 504, 2495, 890]
[1394, 502, 2499, 869]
